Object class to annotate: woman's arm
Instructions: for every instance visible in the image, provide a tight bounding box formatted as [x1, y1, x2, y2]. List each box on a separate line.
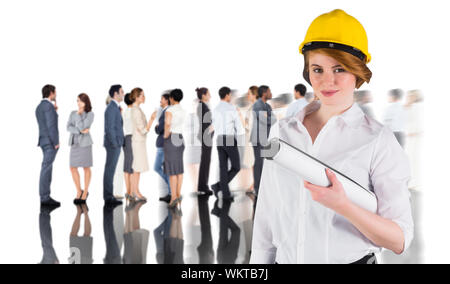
[132, 108, 149, 136]
[146, 111, 157, 132]
[304, 125, 414, 256]
[164, 111, 172, 139]
[304, 169, 405, 254]
[67, 112, 81, 134]
[250, 160, 277, 264]
[75, 112, 94, 132]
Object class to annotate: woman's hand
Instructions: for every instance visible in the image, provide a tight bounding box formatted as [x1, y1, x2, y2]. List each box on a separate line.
[81, 129, 90, 134]
[303, 168, 350, 214]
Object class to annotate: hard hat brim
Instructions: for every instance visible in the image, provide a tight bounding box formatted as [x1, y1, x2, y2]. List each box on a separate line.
[300, 41, 371, 63]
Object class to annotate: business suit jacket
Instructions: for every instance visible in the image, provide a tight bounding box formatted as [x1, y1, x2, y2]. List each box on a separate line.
[155, 107, 167, 148]
[36, 100, 59, 147]
[104, 101, 124, 148]
[67, 111, 95, 147]
[131, 106, 149, 142]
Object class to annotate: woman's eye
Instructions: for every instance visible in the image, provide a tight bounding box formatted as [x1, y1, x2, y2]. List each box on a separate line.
[312, 68, 323, 73]
[334, 68, 346, 73]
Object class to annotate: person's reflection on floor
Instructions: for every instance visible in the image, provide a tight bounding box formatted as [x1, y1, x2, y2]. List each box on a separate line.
[103, 204, 122, 264]
[212, 199, 240, 264]
[164, 207, 184, 264]
[154, 204, 172, 264]
[197, 195, 214, 264]
[123, 200, 149, 264]
[39, 206, 60, 264]
[69, 204, 93, 264]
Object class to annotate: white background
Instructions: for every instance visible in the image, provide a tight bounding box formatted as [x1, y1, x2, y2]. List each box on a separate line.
[0, 0, 448, 263]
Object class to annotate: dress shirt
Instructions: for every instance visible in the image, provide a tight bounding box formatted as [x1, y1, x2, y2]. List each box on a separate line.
[212, 101, 245, 139]
[383, 101, 406, 132]
[285, 98, 308, 118]
[250, 100, 413, 264]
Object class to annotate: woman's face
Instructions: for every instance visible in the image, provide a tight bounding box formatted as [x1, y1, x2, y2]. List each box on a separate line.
[308, 53, 356, 107]
[138, 92, 145, 104]
[77, 97, 85, 111]
[247, 90, 256, 102]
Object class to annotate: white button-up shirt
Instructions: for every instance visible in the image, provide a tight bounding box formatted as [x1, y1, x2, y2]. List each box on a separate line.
[212, 101, 245, 138]
[250, 100, 413, 264]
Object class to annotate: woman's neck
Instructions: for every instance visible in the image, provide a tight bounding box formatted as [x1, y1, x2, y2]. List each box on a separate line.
[316, 101, 353, 123]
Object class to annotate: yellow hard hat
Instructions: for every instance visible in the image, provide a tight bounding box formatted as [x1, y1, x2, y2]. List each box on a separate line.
[299, 9, 371, 63]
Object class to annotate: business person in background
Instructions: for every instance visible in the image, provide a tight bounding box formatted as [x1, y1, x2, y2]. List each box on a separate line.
[67, 93, 94, 204]
[241, 86, 258, 195]
[36, 84, 61, 207]
[251, 85, 276, 197]
[122, 93, 134, 201]
[155, 93, 172, 203]
[130, 88, 157, 202]
[383, 89, 406, 148]
[211, 87, 245, 202]
[104, 85, 125, 206]
[285, 84, 308, 117]
[196, 87, 214, 196]
[164, 89, 186, 208]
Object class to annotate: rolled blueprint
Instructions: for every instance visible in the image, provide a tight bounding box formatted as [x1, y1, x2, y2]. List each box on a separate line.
[262, 138, 378, 213]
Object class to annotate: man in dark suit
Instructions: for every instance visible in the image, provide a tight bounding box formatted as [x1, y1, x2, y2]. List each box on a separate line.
[154, 93, 171, 203]
[36, 84, 61, 207]
[103, 85, 125, 205]
[196, 88, 214, 196]
[251, 86, 276, 197]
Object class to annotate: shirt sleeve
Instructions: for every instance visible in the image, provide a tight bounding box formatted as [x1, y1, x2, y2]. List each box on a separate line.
[370, 126, 414, 253]
[75, 112, 94, 131]
[250, 121, 281, 264]
[67, 112, 81, 134]
[250, 158, 278, 264]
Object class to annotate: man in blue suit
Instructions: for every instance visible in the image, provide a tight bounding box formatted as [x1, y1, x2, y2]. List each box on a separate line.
[154, 93, 171, 203]
[104, 85, 125, 205]
[36, 84, 61, 207]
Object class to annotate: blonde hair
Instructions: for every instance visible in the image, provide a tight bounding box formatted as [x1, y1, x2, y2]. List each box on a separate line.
[303, 48, 372, 89]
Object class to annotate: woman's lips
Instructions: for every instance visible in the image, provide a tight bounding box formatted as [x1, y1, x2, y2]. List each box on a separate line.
[321, 90, 338, 97]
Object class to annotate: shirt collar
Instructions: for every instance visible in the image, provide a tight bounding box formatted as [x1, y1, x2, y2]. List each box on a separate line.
[289, 100, 365, 129]
[111, 99, 120, 108]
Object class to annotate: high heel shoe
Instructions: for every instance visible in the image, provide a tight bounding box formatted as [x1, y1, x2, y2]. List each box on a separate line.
[74, 190, 84, 205]
[80, 192, 89, 204]
[168, 199, 178, 209]
[132, 193, 147, 202]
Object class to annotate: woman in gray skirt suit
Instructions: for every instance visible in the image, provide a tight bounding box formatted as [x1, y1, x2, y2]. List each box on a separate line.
[67, 93, 94, 204]
[164, 89, 186, 208]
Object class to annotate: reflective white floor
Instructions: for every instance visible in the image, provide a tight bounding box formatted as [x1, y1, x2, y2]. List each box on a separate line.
[1, 171, 423, 264]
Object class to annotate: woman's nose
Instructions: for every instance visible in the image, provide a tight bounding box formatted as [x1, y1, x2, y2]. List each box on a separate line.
[322, 70, 336, 86]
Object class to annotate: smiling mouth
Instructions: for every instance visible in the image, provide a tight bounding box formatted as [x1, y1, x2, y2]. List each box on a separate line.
[321, 90, 338, 97]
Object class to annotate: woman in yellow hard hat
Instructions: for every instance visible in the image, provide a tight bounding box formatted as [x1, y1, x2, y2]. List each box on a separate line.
[250, 9, 413, 264]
